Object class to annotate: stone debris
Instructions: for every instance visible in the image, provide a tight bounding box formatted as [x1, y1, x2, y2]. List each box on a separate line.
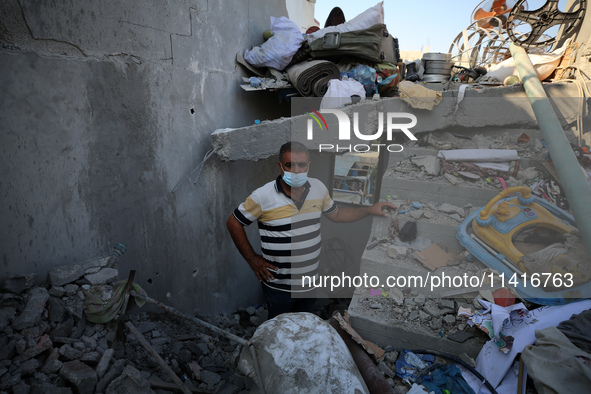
[4, 125, 568, 394]
[104, 364, 151, 393]
[385, 245, 408, 260]
[12, 287, 49, 331]
[48, 257, 110, 287]
[3, 273, 38, 295]
[60, 360, 97, 394]
[387, 288, 405, 305]
[388, 130, 553, 195]
[378, 361, 395, 378]
[385, 200, 466, 228]
[354, 287, 489, 349]
[408, 210, 424, 220]
[438, 203, 464, 217]
[0, 267, 270, 394]
[84, 268, 119, 286]
[443, 173, 463, 185]
[411, 155, 441, 176]
[449, 213, 463, 222]
[516, 166, 539, 181]
[3, 260, 487, 393]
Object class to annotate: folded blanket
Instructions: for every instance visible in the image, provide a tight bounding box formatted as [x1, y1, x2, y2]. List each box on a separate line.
[286, 59, 340, 97]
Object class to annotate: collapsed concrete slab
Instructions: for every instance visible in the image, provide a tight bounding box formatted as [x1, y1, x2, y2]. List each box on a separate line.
[212, 83, 588, 162]
[381, 178, 498, 210]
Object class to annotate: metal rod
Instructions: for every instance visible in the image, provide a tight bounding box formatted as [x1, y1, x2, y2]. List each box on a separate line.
[115, 270, 136, 342]
[470, 234, 525, 276]
[129, 292, 264, 392]
[126, 321, 192, 394]
[130, 291, 250, 347]
[171, 149, 215, 193]
[329, 314, 395, 394]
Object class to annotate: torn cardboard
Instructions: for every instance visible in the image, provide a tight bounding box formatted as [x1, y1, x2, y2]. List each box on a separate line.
[412, 244, 459, 270]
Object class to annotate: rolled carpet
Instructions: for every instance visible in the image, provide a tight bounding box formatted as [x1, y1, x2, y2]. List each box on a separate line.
[286, 59, 340, 97]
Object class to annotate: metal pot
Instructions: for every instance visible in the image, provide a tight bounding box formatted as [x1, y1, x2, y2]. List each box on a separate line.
[421, 52, 454, 81]
[421, 52, 452, 61]
[423, 61, 454, 75]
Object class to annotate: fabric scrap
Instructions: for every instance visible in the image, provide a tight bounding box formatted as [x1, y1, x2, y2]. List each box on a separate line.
[522, 326, 591, 394]
[286, 59, 340, 97]
[395, 349, 435, 383]
[421, 364, 475, 394]
[475, 299, 591, 388]
[320, 79, 366, 109]
[557, 308, 591, 353]
[84, 280, 147, 324]
[398, 81, 442, 110]
[244, 16, 304, 71]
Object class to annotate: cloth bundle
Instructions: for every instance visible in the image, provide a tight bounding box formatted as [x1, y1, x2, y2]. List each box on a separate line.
[286, 59, 340, 97]
[244, 16, 304, 71]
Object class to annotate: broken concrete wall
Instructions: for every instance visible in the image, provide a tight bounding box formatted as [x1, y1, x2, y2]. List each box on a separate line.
[212, 84, 590, 162]
[0, 0, 291, 314]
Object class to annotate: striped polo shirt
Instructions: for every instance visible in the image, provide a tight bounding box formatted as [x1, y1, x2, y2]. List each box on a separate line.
[233, 176, 337, 292]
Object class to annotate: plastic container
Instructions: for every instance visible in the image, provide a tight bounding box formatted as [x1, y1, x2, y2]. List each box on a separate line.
[249, 77, 264, 89]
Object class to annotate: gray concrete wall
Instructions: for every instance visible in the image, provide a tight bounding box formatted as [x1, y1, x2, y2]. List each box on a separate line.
[0, 0, 291, 315]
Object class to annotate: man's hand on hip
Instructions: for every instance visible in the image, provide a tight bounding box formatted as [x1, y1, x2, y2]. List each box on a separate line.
[247, 255, 278, 283]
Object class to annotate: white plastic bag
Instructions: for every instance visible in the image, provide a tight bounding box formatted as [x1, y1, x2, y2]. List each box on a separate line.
[320, 79, 366, 109]
[244, 17, 304, 71]
[486, 40, 570, 82]
[306, 2, 384, 44]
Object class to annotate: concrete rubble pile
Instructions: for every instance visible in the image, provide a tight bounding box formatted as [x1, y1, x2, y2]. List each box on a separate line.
[388, 130, 551, 191]
[2, 261, 487, 394]
[354, 289, 488, 343]
[0, 261, 268, 394]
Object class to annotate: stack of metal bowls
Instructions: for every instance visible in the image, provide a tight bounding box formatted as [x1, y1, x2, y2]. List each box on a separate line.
[421, 52, 454, 83]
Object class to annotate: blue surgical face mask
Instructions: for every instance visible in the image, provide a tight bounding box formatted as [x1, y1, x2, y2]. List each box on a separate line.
[281, 165, 308, 188]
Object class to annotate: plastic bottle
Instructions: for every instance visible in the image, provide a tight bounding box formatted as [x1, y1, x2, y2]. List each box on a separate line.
[249, 77, 264, 89]
[106, 243, 126, 268]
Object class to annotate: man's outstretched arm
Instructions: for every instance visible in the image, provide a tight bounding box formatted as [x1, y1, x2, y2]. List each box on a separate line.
[226, 215, 278, 282]
[325, 201, 397, 223]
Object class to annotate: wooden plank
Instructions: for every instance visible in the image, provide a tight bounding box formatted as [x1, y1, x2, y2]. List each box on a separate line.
[149, 380, 209, 393]
[126, 322, 192, 394]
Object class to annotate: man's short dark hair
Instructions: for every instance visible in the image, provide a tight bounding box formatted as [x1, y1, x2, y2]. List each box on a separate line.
[279, 141, 309, 162]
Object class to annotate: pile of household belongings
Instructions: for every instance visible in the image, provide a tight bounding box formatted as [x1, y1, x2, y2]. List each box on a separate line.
[238, 2, 402, 109]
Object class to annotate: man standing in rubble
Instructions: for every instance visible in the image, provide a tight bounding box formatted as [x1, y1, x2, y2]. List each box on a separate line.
[226, 141, 396, 319]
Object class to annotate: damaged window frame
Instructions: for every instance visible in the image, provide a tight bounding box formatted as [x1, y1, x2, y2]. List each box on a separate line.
[309, 134, 389, 207]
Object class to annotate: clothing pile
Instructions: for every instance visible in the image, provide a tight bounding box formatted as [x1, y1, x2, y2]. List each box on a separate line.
[239, 2, 402, 108]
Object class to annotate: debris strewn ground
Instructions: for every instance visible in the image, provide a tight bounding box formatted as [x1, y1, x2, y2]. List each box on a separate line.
[0, 263, 269, 394]
[387, 130, 551, 193]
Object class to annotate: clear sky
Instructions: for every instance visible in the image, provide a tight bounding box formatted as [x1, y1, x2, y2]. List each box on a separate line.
[313, 0, 483, 52]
